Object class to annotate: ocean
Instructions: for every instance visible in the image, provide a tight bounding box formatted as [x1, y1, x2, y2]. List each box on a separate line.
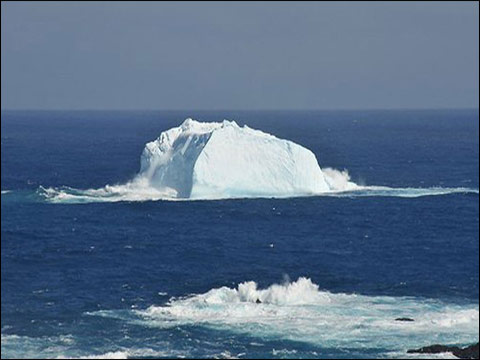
[1, 110, 479, 359]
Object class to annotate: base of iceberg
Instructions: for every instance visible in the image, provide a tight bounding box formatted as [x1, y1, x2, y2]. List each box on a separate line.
[36, 184, 478, 203]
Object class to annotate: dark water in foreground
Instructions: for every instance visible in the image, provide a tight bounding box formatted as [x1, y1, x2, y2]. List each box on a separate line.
[1, 110, 479, 358]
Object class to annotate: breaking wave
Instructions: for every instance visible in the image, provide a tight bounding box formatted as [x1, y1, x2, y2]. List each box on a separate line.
[87, 277, 479, 356]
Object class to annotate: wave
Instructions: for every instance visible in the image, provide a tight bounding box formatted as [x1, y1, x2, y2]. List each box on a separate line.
[88, 277, 479, 355]
[1, 190, 11, 195]
[3, 278, 478, 358]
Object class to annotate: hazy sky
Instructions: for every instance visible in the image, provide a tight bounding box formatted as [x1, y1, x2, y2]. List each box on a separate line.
[1, 1, 478, 110]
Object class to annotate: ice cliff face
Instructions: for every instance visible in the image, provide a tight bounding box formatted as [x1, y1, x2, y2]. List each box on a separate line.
[139, 118, 332, 199]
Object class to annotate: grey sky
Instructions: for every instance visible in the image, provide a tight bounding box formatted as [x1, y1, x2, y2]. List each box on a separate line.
[1, 1, 478, 110]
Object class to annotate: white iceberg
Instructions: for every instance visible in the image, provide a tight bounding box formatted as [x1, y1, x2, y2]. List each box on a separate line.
[37, 118, 478, 203]
[139, 118, 352, 199]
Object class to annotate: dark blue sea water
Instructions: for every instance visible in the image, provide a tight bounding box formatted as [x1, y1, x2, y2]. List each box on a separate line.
[1, 110, 479, 359]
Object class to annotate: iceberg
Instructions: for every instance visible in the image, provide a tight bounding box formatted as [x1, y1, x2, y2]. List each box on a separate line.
[36, 118, 478, 203]
[139, 118, 340, 199]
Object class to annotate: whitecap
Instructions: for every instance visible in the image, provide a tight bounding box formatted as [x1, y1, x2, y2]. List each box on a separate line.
[87, 277, 479, 354]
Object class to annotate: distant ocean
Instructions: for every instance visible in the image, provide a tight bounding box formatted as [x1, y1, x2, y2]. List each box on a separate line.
[1, 110, 479, 359]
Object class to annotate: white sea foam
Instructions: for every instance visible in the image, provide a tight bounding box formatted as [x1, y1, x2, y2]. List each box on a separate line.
[88, 277, 479, 354]
[37, 182, 478, 204]
[385, 350, 459, 359]
[3, 276, 478, 359]
[78, 351, 130, 359]
[63, 348, 180, 359]
[323, 186, 479, 198]
[322, 168, 360, 192]
[1, 190, 11, 195]
[35, 119, 479, 203]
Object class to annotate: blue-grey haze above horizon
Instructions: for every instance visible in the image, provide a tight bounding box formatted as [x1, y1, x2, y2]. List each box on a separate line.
[1, 1, 479, 111]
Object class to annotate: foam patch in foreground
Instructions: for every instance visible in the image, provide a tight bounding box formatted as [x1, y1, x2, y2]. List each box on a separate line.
[88, 277, 479, 354]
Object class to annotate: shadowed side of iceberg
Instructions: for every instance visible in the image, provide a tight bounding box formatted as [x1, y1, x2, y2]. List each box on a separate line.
[138, 118, 224, 198]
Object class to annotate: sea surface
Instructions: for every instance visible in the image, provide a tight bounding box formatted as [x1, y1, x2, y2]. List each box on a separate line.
[1, 110, 479, 359]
